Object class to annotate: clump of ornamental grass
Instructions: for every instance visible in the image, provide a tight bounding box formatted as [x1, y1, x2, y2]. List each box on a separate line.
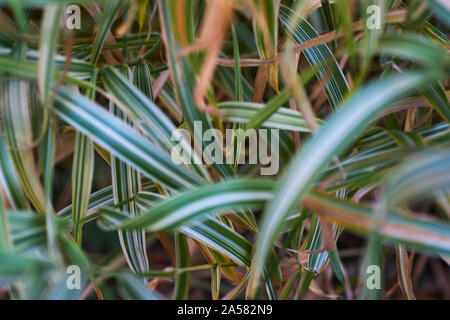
[0, 0, 449, 300]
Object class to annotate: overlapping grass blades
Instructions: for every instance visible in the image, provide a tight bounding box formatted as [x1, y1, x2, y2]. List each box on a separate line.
[0, 0, 449, 300]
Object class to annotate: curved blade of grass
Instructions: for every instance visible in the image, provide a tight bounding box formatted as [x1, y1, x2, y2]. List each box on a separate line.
[102, 66, 209, 179]
[53, 86, 203, 190]
[97, 177, 450, 264]
[249, 69, 445, 293]
[174, 232, 190, 299]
